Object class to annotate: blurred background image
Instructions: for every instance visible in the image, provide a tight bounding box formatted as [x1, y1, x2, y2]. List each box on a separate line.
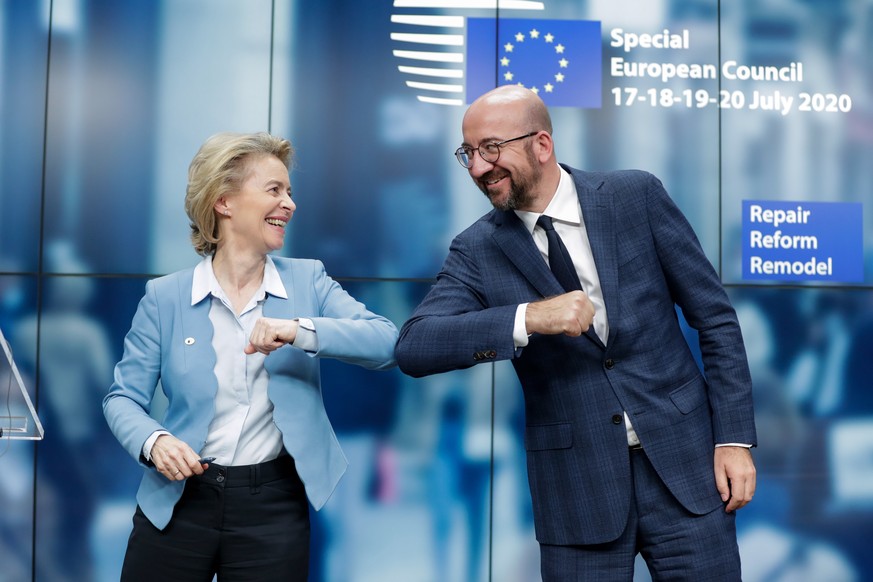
[1, 0, 872, 580]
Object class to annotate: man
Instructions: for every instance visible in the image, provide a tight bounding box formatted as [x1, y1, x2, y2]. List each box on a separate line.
[394, 86, 756, 580]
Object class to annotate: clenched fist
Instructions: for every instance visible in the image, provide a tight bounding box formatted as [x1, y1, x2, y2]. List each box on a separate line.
[525, 291, 595, 337]
[245, 317, 299, 355]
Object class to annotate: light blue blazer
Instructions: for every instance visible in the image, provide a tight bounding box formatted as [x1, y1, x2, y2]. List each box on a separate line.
[104, 257, 398, 530]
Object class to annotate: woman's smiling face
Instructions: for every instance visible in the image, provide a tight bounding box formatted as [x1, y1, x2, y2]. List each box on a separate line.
[220, 154, 295, 255]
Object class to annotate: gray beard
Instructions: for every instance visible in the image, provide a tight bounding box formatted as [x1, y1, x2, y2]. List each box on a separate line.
[481, 167, 540, 211]
[488, 184, 533, 211]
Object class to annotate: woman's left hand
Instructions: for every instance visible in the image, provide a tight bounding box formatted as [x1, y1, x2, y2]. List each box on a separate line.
[245, 317, 298, 355]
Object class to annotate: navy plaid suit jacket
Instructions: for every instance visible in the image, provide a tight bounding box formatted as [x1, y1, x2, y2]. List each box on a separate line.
[396, 165, 756, 546]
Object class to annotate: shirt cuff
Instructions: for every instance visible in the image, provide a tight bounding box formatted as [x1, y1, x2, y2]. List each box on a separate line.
[293, 317, 318, 354]
[715, 443, 753, 448]
[143, 430, 171, 461]
[513, 303, 530, 348]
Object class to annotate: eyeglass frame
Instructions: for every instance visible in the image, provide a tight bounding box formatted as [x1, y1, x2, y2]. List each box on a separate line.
[454, 131, 540, 169]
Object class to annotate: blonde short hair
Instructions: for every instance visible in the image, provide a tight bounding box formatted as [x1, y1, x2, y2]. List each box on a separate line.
[185, 132, 294, 256]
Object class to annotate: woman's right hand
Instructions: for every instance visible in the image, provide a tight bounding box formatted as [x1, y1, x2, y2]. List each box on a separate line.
[150, 434, 206, 481]
[244, 317, 298, 355]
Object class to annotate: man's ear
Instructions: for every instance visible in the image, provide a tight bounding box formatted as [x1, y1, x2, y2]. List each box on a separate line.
[534, 131, 554, 164]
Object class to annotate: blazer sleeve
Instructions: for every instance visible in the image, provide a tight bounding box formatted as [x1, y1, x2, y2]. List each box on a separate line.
[305, 260, 399, 371]
[102, 279, 166, 464]
[395, 234, 519, 378]
[645, 173, 757, 445]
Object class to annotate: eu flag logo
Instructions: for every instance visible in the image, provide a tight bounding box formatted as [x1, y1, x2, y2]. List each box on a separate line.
[466, 18, 601, 108]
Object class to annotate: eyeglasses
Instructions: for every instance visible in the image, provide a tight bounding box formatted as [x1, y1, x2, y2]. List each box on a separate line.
[454, 131, 539, 169]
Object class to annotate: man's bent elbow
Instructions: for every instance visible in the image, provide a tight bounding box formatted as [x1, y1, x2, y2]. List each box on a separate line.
[393, 340, 429, 378]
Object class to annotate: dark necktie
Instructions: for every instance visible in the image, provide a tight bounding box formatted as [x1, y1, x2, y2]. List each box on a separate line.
[536, 215, 582, 293]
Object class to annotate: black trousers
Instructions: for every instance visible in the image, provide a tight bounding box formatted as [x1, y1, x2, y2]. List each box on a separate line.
[121, 455, 310, 582]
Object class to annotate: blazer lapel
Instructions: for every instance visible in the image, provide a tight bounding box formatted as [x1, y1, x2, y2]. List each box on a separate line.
[261, 259, 302, 376]
[493, 206, 606, 350]
[492, 210, 562, 299]
[571, 168, 620, 347]
[176, 269, 218, 376]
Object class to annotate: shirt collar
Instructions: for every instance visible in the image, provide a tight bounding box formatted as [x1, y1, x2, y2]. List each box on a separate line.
[262, 255, 288, 299]
[191, 254, 288, 306]
[515, 165, 580, 234]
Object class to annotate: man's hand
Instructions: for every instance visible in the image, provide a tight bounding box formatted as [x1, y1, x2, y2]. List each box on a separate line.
[245, 317, 299, 355]
[525, 291, 595, 337]
[714, 446, 756, 512]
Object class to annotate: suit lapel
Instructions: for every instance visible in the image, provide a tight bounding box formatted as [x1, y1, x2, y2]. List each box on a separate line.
[261, 258, 299, 375]
[176, 269, 216, 369]
[492, 201, 607, 351]
[261, 257, 297, 319]
[172, 270, 218, 429]
[492, 210, 562, 299]
[571, 167, 620, 347]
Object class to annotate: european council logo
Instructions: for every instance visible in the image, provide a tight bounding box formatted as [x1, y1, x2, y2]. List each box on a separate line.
[390, 1, 602, 109]
[466, 18, 601, 108]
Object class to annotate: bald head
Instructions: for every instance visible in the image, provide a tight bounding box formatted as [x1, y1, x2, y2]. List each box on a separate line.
[464, 86, 553, 136]
[460, 85, 560, 213]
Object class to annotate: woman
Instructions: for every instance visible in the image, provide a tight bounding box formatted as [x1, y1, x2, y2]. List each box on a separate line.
[103, 132, 398, 581]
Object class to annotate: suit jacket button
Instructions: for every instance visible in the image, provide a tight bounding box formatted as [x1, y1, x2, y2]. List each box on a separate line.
[473, 352, 482, 361]
[604, 358, 615, 369]
[612, 414, 623, 425]
[487, 350, 496, 358]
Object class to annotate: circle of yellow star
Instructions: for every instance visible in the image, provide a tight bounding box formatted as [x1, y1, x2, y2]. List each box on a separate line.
[500, 30, 570, 98]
